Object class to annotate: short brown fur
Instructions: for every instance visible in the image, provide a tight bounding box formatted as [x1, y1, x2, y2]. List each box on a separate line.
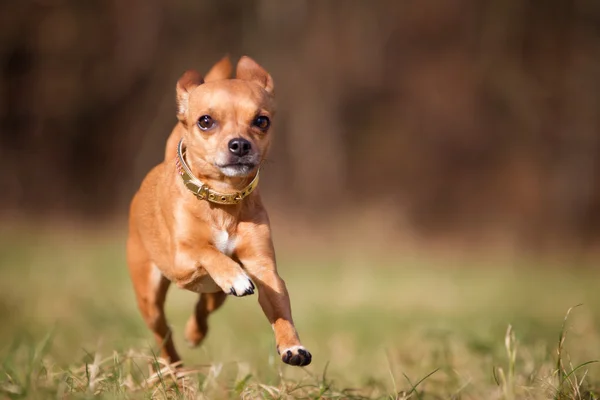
[127, 56, 311, 367]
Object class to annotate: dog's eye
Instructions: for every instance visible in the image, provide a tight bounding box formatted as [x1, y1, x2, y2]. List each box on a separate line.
[253, 116, 270, 131]
[197, 115, 215, 130]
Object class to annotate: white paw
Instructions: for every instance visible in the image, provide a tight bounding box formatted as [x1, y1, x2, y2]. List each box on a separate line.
[227, 273, 255, 297]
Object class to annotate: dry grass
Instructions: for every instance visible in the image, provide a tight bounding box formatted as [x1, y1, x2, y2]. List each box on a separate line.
[0, 228, 599, 399]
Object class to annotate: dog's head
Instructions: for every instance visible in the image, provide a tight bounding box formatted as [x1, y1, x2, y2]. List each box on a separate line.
[175, 56, 275, 179]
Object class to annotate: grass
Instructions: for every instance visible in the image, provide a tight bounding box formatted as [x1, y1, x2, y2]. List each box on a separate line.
[0, 226, 599, 399]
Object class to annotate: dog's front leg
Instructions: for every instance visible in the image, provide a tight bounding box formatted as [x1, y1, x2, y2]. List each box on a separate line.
[242, 259, 312, 366]
[236, 234, 312, 366]
[172, 243, 255, 297]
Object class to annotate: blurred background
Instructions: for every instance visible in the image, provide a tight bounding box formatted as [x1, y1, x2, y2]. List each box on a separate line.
[2, 2, 600, 396]
[2, 0, 600, 255]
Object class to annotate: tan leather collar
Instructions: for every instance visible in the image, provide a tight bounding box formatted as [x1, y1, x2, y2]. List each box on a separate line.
[175, 138, 259, 205]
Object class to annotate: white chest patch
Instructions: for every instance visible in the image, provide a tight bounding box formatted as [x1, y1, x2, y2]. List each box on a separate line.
[213, 229, 236, 256]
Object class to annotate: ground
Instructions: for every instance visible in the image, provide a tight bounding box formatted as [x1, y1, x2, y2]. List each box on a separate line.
[0, 227, 599, 399]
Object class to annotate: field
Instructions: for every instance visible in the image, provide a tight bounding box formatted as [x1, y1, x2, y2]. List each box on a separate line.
[0, 226, 599, 399]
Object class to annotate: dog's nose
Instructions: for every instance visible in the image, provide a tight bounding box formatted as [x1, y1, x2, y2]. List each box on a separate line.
[228, 138, 251, 156]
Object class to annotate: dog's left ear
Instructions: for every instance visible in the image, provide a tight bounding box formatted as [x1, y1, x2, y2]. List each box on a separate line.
[236, 56, 274, 95]
[176, 70, 204, 122]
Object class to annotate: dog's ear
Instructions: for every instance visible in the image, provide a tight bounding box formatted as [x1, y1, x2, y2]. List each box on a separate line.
[176, 70, 204, 122]
[236, 56, 274, 95]
[205, 55, 233, 82]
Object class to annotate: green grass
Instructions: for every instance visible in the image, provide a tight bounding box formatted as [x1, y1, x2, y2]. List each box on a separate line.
[0, 228, 599, 399]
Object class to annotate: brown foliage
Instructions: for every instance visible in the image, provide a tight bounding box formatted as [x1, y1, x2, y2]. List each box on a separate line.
[1, 0, 599, 249]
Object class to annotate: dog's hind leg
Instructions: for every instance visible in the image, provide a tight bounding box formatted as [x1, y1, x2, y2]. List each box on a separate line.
[184, 292, 227, 347]
[132, 262, 180, 364]
[127, 237, 180, 364]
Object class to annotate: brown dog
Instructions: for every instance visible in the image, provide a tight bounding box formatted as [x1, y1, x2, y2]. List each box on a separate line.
[127, 56, 311, 367]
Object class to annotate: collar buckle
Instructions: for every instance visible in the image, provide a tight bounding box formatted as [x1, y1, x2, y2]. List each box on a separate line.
[197, 184, 210, 200]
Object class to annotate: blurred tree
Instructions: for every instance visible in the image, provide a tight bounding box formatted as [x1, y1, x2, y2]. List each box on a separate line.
[0, 0, 599, 251]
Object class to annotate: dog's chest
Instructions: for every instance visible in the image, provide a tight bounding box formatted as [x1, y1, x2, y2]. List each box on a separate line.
[212, 229, 236, 256]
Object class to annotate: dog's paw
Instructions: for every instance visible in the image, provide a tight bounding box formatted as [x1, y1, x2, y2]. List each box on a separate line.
[223, 273, 255, 297]
[184, 315, 207, 348]
[278, 345, 312, 366]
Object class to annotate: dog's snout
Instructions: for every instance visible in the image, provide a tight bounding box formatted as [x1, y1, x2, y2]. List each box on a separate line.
[228, 138, 252, 156]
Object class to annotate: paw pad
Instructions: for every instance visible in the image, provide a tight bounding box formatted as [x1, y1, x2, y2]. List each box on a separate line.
[280, 346, 311, 366]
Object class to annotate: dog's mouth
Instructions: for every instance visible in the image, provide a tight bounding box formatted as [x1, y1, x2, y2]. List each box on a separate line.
[216, 161, 258, 177]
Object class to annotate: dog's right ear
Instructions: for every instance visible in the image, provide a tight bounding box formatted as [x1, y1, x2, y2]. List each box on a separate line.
[205, 55, 233, 82]
[236, 56, 274, 95]
[176, 70, 204, 122]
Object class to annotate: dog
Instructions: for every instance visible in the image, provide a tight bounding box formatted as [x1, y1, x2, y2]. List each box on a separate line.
[127, 56, 311, 367]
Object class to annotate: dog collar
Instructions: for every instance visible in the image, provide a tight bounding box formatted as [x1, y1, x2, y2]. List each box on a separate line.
[175, 138, 260, 205]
